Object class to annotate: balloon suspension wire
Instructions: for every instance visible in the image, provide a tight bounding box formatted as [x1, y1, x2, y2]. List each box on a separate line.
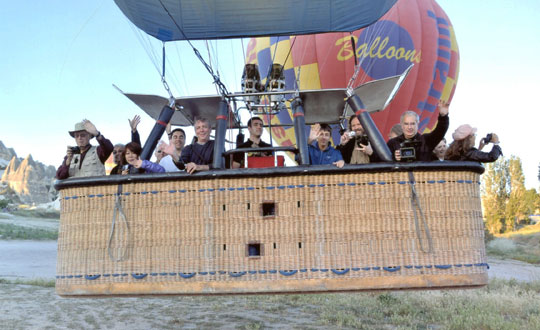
[346, 23, 388, 92]
[283, 37, 300, 93]
[158, 0, 229, 97]
[262, 36, 280, 92]
[173, 42, 190, 96]
[160, 43, 175, 102]
[205, 40, 220, 95]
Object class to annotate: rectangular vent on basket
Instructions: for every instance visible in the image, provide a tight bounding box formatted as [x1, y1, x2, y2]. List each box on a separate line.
[298, 242, 302, 249]
[247, 203, 250, 210]
[273, 242, 277, 249]
[261, 201, 276, 217]
[297, 201, 301, 208]
[223, 244, 227, 251]
[247, 243, 262, 257]
[222, 205, 226, 211]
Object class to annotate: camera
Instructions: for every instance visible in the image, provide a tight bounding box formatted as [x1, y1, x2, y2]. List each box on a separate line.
[70, 146, 81, 154]
[355, 135, 369, 147]
[482, 133, 493, 144]
[176, 160, 186, 170]
[346, 131, 356, 138]
[399, 139, 421, 162]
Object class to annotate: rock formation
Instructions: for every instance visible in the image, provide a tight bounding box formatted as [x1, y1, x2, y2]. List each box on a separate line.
[0, 141, 56, 205]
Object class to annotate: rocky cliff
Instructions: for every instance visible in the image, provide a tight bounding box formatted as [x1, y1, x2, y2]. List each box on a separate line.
[0, 141, 56, 205]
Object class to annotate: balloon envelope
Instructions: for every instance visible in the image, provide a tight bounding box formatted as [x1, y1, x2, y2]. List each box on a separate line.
[246, 0, 459, 147]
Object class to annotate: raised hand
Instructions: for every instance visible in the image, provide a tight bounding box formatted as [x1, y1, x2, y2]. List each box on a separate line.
[438, 100, 450, 116]
[82, 119, 99, 136]
[308, 123, 321, 144]
[129, 115, 141, 133]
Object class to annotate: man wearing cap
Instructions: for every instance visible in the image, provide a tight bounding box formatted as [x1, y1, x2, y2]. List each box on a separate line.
[56, 119, 114, 179]
[387, 100, 449, 162]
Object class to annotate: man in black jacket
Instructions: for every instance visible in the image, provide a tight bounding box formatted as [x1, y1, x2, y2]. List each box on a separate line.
[387, 100, 449, 162]
[337, 115, 375, 164]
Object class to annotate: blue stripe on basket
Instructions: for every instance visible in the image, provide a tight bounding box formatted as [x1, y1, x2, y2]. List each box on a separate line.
[383, 266, 400, 272]
[229, 271, 246, 277]
[435, 265, 451, 269]
[279, 270, 298, 276]
[85, 274, 100, 280]
[61, 262, 492, 281]
[80, 177, 483, 200]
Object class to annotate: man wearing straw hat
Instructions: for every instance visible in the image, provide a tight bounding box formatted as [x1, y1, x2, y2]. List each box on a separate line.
[56, 119, 113, 179]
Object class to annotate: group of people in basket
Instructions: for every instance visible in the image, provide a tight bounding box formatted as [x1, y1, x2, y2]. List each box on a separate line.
[56, 100, 502, 180]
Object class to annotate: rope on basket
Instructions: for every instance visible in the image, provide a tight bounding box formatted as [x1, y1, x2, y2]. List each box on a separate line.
[408, 171, 433, 253]
[108, 184, 130, 261]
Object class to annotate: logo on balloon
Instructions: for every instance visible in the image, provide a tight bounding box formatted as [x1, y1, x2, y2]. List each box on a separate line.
[336, 20, 420, 80]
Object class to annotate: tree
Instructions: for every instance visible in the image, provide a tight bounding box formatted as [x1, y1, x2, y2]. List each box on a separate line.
[523, 188, 540, 224]
[482, 157, 508, 234]
[504, 156, 527, 231]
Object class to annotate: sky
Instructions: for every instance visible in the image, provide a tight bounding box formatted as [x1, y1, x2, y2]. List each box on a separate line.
[1, 0, 539, 188]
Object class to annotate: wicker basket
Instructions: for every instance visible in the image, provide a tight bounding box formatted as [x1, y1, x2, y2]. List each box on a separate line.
[55, 165, 487, 296]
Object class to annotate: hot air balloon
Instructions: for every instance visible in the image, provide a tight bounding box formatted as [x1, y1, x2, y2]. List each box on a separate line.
[246, 0, 459, 147]
[54, 0, 489, 297]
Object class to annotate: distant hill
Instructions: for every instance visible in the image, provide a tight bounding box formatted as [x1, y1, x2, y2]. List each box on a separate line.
[0, 141, 56, 205]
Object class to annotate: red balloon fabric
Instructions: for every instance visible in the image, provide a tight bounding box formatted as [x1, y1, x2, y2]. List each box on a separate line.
[246, 0, 459, 146]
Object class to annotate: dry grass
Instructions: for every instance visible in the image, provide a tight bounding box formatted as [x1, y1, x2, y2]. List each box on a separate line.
[0, 223, 58, 240]
[489, 223, 540, 264]
[1, 278, 539, 329]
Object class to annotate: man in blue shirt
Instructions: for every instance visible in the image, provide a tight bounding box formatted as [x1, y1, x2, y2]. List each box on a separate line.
[306, 123, 344, 168]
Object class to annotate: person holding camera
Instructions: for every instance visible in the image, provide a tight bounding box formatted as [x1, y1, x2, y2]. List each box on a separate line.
[56, 119, 113, 179]
[444, 125, 502, 162]
[337, 115, 375, 164]
[387, 100, 449, 162]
